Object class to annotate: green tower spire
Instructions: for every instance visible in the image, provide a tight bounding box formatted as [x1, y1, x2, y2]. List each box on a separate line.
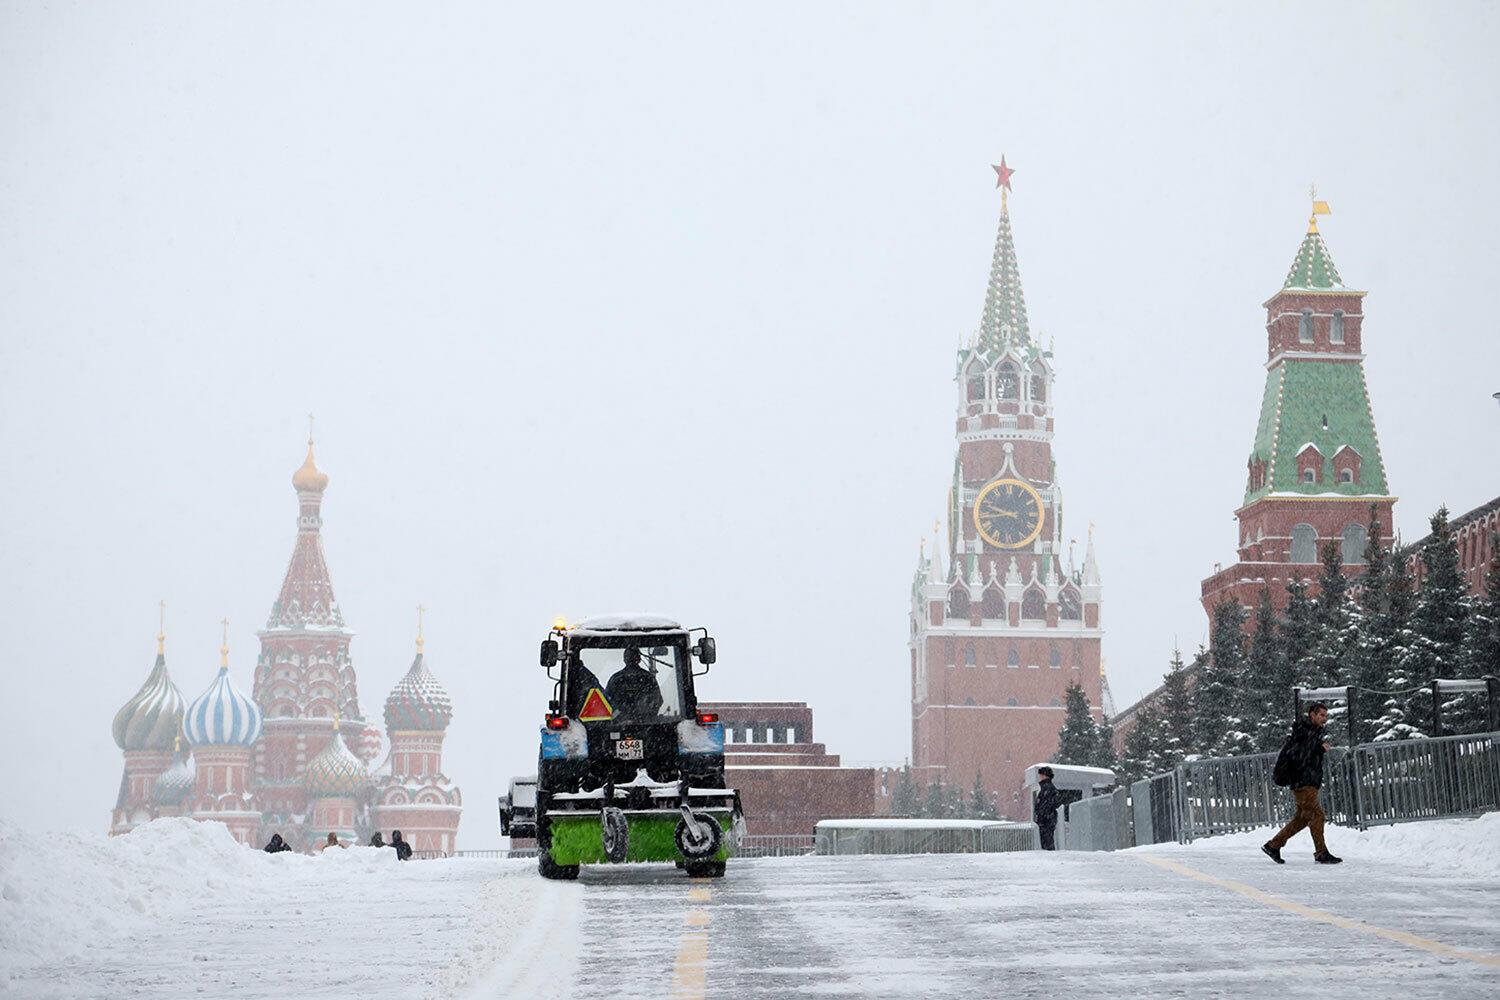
[976, 156, 1030, 357]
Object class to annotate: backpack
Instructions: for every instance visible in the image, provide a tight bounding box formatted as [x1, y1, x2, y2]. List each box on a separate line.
[1272, 736, 1297, 787]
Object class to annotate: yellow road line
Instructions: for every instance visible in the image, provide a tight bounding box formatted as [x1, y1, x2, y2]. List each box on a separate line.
[672, 881, 715, 998]
[1136, 854, 1500, 968]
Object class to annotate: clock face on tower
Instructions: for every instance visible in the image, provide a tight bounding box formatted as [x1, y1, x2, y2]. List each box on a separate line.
[973, 479, 1045, 550]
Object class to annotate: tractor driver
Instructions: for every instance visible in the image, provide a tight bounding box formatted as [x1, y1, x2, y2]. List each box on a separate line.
[604, 646, 664, 721]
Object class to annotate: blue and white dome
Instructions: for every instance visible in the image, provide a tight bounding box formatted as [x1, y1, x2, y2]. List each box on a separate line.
[184, 648, 263, 747]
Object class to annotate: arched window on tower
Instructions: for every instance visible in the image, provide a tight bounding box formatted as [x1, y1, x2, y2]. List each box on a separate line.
[980, 583, 1005, 620]
[997, 362, 1020, 401]
[1007, 648, 1020, 669]
[1341, 523, 1368, 565]
[1059, 586, 1082, 621]
[1290, 523, 1318, 564]
[1299, 310, 1314, 343]
[1331, 309, 1345, 343]
[967, 368, 986, 404]
[1021, 585, 1046, 620]
[948, 585, 970, 620]
[1048, 646, 1062, 669]
[1029, 363, 1047, 403]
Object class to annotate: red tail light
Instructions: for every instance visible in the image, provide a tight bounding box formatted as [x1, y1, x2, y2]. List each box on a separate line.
[696, 712, 719, 726]
[545, 714, 569, 730]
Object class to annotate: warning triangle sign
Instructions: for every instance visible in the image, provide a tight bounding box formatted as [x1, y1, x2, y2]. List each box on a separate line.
[578, 688, 613, 722]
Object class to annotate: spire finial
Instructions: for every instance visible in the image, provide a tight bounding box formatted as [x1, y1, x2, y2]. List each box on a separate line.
[174, 733, 181, 753]
[219, 617, 230, 668]
[307, 411, 316, 446]
[416, 603, 426, 652]
[992, 155, 1014, 213]
[157, 599, 166, 655]
[1307, 184, 1330, 234]
[333, 709, 340, 733]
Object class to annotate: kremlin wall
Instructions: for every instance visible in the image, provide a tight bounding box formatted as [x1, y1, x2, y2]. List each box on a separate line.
[109, 441, 462, 854]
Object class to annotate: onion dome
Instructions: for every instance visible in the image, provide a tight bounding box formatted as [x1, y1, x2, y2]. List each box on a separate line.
[384, 632, 453, 732]
[113, 631, 186, 752]
[183, 631, 263, 747]
[292, 437, 329, 493]
[304, 717, 369, 798]
[152, 737, 196, 807]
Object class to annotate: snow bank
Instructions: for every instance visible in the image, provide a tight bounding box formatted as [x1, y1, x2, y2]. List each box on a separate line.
[1133, 812, 1500, 878]
[0, 817, 557, 999]
[0, 818, 396, 986]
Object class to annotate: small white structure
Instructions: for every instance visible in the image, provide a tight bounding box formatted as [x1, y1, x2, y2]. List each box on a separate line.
[1021, 763, 1117, 822]
[814, 818, 1038, 855]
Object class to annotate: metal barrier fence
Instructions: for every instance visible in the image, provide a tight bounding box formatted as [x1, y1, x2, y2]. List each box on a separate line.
[1059, 787, 1131, 851]
[814, 822, 1039, 856]
[1120, 729, 1500, 847]
[1353, 730, 1500, 828]
[736, 834, 815, 858]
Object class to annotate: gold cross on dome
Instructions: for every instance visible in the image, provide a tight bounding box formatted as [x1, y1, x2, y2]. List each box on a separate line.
[416, 603, 426, 649]
[307, 412, 316, 444]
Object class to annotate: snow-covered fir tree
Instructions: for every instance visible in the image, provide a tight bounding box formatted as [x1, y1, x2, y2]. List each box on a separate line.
[1156, 647, 1196, 764]
[970, 771, 998, 819]
[923, 780, 948, 819]
[1399, 507, 1470, 734]
[1093, 714, 1120, 772]
[1305, 541, 1365, 740]
[1281, 578, 1319, 687]
[1373, 546, 1423, 741]
[1055, 681, 1099, 764]
[1197, 599, 1254, 757]
[1462, 533, 1500, 680]
[1242, 587, 1291, 751]
[1119, 703, 1163, 784]
[890, 763, 920, 817]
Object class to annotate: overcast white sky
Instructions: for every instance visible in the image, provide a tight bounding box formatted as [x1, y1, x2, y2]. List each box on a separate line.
[3, 2, 1497, 845]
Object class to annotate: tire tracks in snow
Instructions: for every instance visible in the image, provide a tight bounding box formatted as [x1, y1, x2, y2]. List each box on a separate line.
[448, 869, 582, 1000]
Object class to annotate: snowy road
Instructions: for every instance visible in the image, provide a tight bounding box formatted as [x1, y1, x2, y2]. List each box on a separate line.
[5, 818, 1498, 999]
[554, 840, 1500, 999]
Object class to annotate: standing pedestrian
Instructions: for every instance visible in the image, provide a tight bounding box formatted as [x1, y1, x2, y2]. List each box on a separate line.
[319, 831, 345, 852]
[1034, 766, 1061, 851]
[390, 829, 413, 861]
[369, 832, 385, 848]
[263, 832, 292, 854]
[1263, 702, 1343, 865]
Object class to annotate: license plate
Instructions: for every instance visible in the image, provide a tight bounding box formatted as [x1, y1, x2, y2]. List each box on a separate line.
[615, 738, 643, 760]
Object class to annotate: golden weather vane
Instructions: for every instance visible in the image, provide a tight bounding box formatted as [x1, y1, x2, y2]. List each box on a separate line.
[1308, 183, 1330, 234]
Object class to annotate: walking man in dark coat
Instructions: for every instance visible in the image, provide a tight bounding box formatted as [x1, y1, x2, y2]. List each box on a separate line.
[263, 832, 292, 854]
[1034, 766, 1061, 851]
[1264, 703, 1343, 865]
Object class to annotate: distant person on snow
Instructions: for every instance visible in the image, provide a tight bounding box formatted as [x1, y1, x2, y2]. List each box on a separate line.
[263, 832, 292, 854]
[320, 832, 345, 851]
[369, 832, 385, 848]
[1034, 766, 1061, 851]
[1264, 702, 1343, 865]
[604, 646, 663, 721]
[390, 830, 414, 861]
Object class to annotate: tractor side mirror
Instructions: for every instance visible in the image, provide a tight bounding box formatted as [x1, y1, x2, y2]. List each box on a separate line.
[695, 637, 717, 665]
[540, 639, 559, 668]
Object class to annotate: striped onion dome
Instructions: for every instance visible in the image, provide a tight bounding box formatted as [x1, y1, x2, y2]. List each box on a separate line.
[304, 723, 368, 798]
[183, 654, 263, 748]
[113, 643, 186, 752]
[152, 741, 196, 807]
[383, 647, 453, 732]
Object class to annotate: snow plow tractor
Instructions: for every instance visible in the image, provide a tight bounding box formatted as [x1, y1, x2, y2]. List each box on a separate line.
[534, 614, 744, 880]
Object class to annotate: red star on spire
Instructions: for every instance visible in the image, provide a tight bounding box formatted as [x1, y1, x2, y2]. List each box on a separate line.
[992, 155, 1015, 192]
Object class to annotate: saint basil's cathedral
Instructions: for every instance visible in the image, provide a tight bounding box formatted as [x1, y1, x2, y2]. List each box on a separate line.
[909, 160, 1106, 820]
[109, 439, 463, 854]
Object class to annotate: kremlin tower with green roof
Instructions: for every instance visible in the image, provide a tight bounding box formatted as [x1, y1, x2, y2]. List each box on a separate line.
[1201, 199, 1396, 616]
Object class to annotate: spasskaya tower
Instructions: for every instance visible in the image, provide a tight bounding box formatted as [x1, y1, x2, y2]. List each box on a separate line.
[909, 159, 1104, 819]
